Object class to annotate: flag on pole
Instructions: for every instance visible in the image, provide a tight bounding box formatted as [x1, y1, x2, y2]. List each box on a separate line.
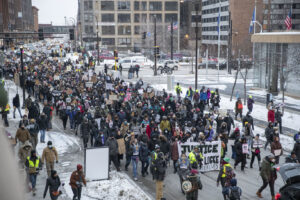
[168, 22, 178, 31]
[285, 8, 292, 30]
[217, 11, 220, 33]
[249, 7, 256, 33]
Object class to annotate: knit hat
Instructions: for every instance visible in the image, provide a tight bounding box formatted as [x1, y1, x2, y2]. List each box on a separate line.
[47, 141, 52, 146]
[223, 157, 230, 163]
[77, 164, 83, 171]
[230, 178, 237, 186]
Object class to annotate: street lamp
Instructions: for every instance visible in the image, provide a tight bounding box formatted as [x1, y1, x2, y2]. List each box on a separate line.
[20, 46, 25, 108]
[69, 17, 77, 52]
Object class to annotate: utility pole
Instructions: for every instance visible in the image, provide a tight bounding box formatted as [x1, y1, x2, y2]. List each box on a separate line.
[195, 3, 199, 89]
[20, 47, 25, 108]
[228, 11, 232, 74]
[171, 18, 174, 60]
[154, 15, 157, 76]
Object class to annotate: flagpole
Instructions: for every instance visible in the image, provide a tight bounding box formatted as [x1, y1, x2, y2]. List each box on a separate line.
[217, 0, 221, 82]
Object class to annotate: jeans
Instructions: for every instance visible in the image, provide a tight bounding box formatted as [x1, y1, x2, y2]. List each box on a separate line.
[72, 186, 82, 200]
[132, 156, 138, 178]
[125, 155, 131, 169]
[70, 119, 75, 129]
[40, 129, 46, 142]
[29, 174, 37, 189]
[13, 106, 22, 118]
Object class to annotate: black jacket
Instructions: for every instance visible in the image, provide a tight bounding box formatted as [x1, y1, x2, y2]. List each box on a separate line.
[38, 115, 48, 130]
[43, 175, 61, 198]
[80, 122, 90, 138]
[13, 95, 20, 107]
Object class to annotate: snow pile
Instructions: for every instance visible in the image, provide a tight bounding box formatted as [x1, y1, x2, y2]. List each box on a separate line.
[63, 171, 152, 200]
[36, 131, 81, 156]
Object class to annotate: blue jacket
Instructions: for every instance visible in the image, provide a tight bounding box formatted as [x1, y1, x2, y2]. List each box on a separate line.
[66, 109, 77, 121]
[200, 92, 207, 101]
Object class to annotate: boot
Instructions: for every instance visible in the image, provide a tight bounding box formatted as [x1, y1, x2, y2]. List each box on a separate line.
[256, 191, 262, 198]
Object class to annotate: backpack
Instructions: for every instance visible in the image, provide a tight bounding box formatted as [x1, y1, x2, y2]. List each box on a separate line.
[237, 103, 243, 110]
[229, 186, 241, 200]
[224, 166, 235, 186]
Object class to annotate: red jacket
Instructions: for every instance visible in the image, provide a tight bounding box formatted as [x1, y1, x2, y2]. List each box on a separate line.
[268, 110, 275, 123]
[146, 125, 151, 139]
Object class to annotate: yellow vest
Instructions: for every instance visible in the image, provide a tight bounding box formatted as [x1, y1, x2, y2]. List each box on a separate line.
[221, 163, 232, 178]
[5, 104, 10, 111]
[189, 151, 197, 164]
[175, 85, 181, 93]
[27, 156, 40, 169]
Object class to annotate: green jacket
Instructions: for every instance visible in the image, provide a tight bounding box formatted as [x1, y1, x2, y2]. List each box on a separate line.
[260, 158, 273, 181]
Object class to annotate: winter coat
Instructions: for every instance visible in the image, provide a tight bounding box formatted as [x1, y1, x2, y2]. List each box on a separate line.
[159, 139, 170, 156]
[139, 142, 149, 162]
[171, 142, 179, 161]
[43, 174, 61, 198]
[235, 101, 243, 113]
[271, 141, 282, 156]
[15, 128, 31, 143]
[41, 147, 58, 164]
[200, 92, 207, 101]
[242, 114, 254, 129]
[260, 158, 273, 181]
[28, 103, 39, 119]
[105, 138, 119, 156]
[13, 95, 20, 108]
[43, 106, 52, 119]
[247, 98, 254, 109]
[80, 122, 90, 138]
[94, 134, 106, 147]
[293, 141, 300, 161]
[268, 110, 275, 123]
[265, 127, 274, 142]
[160, 120, 171, 132]
[151, 153, 167, 181]
[27, 123, 39, 137]
[224, 116, 234, 130]
[275, 111, 282, 123]
[66, 109, 77, 121]
[69, 170, 86, 189]
[38, 115, 48, 130]
[25, 155, 42, 174]
[18, 141, 32, 164]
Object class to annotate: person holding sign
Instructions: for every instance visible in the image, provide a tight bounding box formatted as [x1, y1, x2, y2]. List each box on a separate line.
[271, 136, 282, 164]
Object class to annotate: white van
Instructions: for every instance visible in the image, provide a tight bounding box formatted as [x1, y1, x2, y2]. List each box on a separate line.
[131, 56, 154, 67]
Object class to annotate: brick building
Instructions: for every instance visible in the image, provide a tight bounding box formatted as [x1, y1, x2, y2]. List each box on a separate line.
[32, 6, 39, 32]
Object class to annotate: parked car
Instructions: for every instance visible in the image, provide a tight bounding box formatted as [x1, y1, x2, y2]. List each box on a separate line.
[157, 60, 179, 71]
[117, 58, 140, 70]
[275, 163, 300, 200]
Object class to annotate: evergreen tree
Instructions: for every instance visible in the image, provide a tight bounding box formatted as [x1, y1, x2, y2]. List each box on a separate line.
[0, 84, 8, 109]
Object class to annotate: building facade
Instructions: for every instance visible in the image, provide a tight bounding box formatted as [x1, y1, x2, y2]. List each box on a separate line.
[262, 0, 300, 31]
[201, 0, 263, 59]
[78, 0, 180, 51]
[32, 6, 39, 32]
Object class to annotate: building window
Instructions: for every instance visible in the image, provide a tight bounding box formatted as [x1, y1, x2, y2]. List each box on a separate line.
[118, 1, 130, 10]
[84, 14, 93, 22]
[101, 1, 114, 11]
[118, 14, 131, 23]
[102, 14, 114, 22]
[102, 26, 115, 35]
[84, 1, 93, 11]
[102, 38, 115, 45]
[134, 26, 140, 34]
[165, 2, 177, 11]
[149, 2, 161, 11]
[165, 14, 177, 22]
[118, 26, 131, 35]
[141, 14, 147, 23]
[84, 25, 93, 33]
[150, 14, 162, 22]
[134, 14, 140, 23]
[141, 2, 147, 11]
[134, 1, 139, 10]
[118, 38, 131, 45]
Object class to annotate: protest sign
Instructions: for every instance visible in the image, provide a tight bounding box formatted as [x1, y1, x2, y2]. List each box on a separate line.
[109, 95, 118, 101]
[218, 109, 227, 117]
[177, 140, 221, 172]
[106, 83, 114, 90]
[138, 89, 144, 94]
[85, 82, 93, 88]
[242, 144, 249, 154]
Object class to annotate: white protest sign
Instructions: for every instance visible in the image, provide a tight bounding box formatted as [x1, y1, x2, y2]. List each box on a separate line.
[274, 149, 282, 156]
[85, 82, 93, 88]
[109, 95, 118, 101]
[242, 144, 249, 154]
[178, 141, 221, 172]
[106, 83, 114, 90]
[138, 89, 144, 94]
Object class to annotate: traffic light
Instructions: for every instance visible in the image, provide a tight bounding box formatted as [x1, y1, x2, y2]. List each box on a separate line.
[153, 46, 160, 57]
[69, 29, 74, 40]
[114, 50, 118, 58]
[38, 28, 44, 40]
[142, 32, 146, 39]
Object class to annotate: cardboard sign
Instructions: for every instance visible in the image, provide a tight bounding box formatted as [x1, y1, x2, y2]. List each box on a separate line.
[177, 141, 221, 172]
[219, 109, 227, 117]
[66, 65, 71, 72]
[109, 95, 118, 101]
[86, 82, 93, 88]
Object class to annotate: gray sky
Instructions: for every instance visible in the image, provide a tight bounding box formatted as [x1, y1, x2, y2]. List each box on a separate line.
[32, 0, 78, 25]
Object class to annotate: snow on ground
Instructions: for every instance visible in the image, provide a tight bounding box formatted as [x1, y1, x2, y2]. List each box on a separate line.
[36, 131, 81, 156]
[63, 171, 151, 200]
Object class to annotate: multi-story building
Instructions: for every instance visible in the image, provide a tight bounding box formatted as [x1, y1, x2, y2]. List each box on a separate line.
[201, 0, 263, 59]
[32, 6, 39, 32]
[262, 0, 300, 31]
[78, 0, 180, 51]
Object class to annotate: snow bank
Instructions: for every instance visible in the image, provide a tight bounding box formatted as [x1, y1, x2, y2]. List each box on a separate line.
[36, 131, 81, 156]
[63, 171, 152, 200]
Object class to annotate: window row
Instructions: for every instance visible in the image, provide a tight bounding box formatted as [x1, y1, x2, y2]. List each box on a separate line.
[202, 16, 229, 23]
[202, 25, 229, 32]
[202, 35, 228, 40]
[100, 1, 178, 11]
[202, 0, 227, 7]
[99, 13, 178, 23]
[101, 38, 131, 45]
[202, 6, 228, 15]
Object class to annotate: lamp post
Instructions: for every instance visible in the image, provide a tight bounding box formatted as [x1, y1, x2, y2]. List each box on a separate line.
[69, 17, 77, 52]
[20, 47, 25, 108]
[194, 2, 200, 90]
[154, 15, 157, 76]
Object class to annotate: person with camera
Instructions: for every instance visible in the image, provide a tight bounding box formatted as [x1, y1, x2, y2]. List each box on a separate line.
[69, 164, 86, 200]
